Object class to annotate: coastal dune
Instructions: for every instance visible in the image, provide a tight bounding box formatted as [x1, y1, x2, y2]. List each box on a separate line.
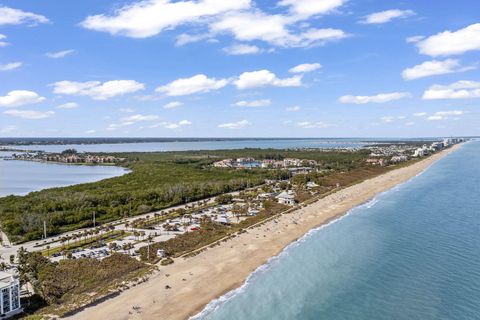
[67, 145, 461, 320]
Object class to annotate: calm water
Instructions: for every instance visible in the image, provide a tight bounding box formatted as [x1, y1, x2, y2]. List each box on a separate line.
[0, 151, 128, 197]
[1, 138, 369, 153]
[195, 141, 480, 320]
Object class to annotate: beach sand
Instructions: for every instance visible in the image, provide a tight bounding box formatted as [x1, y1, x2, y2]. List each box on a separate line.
[66, 145, 460, 320]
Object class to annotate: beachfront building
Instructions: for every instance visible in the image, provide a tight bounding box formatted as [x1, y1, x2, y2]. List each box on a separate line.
[276, 191, 296, 206]
[0, 272, 21, 318]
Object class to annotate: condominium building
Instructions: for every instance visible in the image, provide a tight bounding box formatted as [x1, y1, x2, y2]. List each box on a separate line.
[0, 272, 21, 318]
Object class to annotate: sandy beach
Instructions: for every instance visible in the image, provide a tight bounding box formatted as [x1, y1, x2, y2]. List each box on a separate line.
[66, 145, 461, 320]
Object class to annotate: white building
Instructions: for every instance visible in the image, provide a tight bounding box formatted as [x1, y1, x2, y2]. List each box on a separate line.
[276, 191, 296, 206]
[0, 272, 21, 318]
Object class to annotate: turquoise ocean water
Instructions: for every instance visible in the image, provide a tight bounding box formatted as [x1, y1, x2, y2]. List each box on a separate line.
[195, 141, 480, 320]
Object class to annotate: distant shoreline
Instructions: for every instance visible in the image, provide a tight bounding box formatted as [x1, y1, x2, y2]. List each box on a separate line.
[66, 144, 463, 320]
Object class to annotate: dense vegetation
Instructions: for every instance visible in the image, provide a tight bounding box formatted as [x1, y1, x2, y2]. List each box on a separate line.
[17, 250, 149, 316]
[0, 149, 370, 243]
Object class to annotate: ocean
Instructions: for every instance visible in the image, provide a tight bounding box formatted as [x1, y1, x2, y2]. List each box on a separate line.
[195, 140, 480, 320]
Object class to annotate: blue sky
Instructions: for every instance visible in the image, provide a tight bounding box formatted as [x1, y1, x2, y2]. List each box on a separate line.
[0, 0, 479, 138]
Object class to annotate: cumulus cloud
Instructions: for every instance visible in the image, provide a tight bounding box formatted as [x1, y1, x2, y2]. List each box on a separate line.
[380, 116, 395, 123]
[279, 0, 346, 17]
[218, 119, 251, 129]
[422, 80, 480, 100]
[156, 74, 228, 96]
[107, 114, 160, 130]
[413, 112, 427, 117]
[52, 80, 145, 100]
[223, 44, 262, 55]
[163, 101, 184, 109]
[0, 33, 9, 47]
[416, 23, 480, 57]
[4, 109, 54, 119]
[151, 119, 192, 129]
[85, 129, 96, 134]
[0, 6, 49, 26]
[0, 90, 45, 107]
[80, 0, 348, 49]
[211, 11, 347, 48]
[296, 121, 330, 129]
[339, 92, 411, 104]
[289, 63, 321, 73]
[235, 70, 302, 90]
[286, 106, 301, 112]
[46, 49, 75, 59]
[81, 0, 250, 38]
[401, 59, 472, 80]
[360, 9, 415, 24]
[233, 99, 271, 107]
[56, 102, 79, 109]
[427, 111, 464, 121]
[0, 62, 22, 71]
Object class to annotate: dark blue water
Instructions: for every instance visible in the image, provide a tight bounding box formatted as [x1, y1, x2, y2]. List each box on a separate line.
[196, 141, 480, 320]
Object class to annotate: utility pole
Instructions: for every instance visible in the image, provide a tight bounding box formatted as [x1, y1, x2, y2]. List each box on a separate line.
[93, 211, 96, 228]
[43, 221, 47, 239]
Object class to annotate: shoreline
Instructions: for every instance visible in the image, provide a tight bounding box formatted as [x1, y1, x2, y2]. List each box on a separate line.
[66, 145, 461, 320]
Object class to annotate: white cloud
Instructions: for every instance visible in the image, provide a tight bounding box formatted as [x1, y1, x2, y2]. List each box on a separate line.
[234, 99, 271, 107]
[46, 49, 75, 59]
[401, 59, 471, 80]
[0, 6, 49, 26]
[218, 119, 251, 129]
[0, 33, 9, 47]
[436, 110, 464, 116]
[223, 44, 261, 55]
[422, 80, 480, 100]
[85, 129, 96, 134]
[4, 109, 54, 119]
[0, 62, 22, 71]
[296, 121, 330, 129]
[0, 125, 17, 134]
[279, 0, 346, 17]
[0, 90, 45, 107]
[427, 115, 443, 121]
[426, 110, 464, 121]
[405, 122, 415, 126]
[339, 92, 411, 104]
[413, 112, 427, 117]
[122, 114, 160, 122]
[235, 70, 302, 90]
[360, 9, 415, 24]
[156, 74, 228, 96]
[380, 116, 395, 123]
[163, 101, 184, 109]
[406, 35, 424, 44]
[289, 63, 321, 74]
[286, 106, 301, 112]
[81, 0, 250, 38]
[80, 0, 348, 49]
[151, 119, 192, 129]
[211, 11, 347, 48]
[107, 114, 160, 131]
[56, 102, 79, 109]
[52, 80, 145, 100]
[416, 23, 480, 57]
[175, 33, 213, 46]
